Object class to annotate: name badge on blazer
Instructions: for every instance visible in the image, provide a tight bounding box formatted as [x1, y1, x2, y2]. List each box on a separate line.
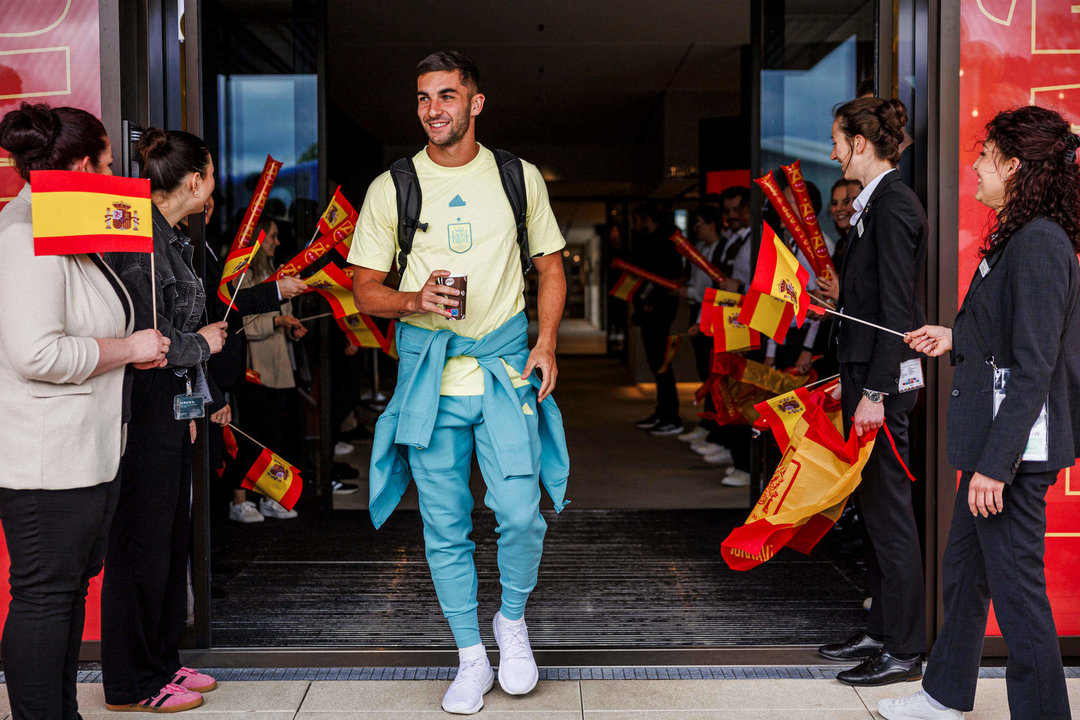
[979, 258, 991, 277]
[993, 367, 1049, 462]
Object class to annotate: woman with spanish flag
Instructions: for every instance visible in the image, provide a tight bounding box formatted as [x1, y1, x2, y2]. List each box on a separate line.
[102, 129, 228, 711]
[816, 97, 929, 687]
[0, 104, 169, 720]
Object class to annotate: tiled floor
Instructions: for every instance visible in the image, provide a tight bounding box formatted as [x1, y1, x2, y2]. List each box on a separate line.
[2, 677, 1079, 718]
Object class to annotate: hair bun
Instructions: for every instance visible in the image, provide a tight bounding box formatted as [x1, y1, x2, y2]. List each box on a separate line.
[0, 102, 59, 159]
[136, 128, 169, 162]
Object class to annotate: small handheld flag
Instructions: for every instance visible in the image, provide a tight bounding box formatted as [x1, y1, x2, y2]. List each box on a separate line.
[31, 171, 153, 256]
[609, 272, 643, 301]
[218, 230, 265, 310]
[229, 423, 302, 511]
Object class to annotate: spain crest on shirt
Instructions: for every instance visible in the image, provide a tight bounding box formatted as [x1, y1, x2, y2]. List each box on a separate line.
[448, 221, 472, 253]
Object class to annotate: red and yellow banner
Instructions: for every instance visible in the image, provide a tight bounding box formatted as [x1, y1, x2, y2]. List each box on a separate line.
[755, 170, 813, 259]
[781, 160, 836, 281]
[218, 230, 264, 305]
[609, 257, 683, 292]
[242, 447, 302, 511]
[669, 228, 727, 284]
[722, 403, 876, 570]
[30, 171, 152, 255]
[228, 155, 281, 255]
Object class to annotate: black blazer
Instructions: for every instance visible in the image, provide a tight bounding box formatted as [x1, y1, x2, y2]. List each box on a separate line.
[836, 170, 927, 392]
[947, 218, 1080, 484]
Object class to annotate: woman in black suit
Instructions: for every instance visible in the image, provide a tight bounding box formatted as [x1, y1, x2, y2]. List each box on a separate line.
[815, 97, 929, 686]
[880, 107, 1080, 720]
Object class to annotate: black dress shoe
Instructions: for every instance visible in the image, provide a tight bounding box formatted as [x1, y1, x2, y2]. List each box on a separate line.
[818, 631, 884, 661]
[835, 651, 922, 687]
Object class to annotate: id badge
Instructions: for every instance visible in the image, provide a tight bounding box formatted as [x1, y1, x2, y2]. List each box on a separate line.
[992, 367, 1049, 462]
[898, 358, 925, 393]
[173, 377, 205, 420]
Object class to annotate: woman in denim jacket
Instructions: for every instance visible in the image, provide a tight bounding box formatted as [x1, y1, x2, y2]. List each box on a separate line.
[102, 128, 228, 712]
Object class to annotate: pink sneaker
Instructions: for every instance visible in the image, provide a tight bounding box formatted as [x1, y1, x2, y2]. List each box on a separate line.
[171, 667, 217, 692]
[105, 683, 203, 712]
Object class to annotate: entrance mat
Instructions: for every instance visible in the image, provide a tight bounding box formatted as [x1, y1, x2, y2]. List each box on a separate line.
[210, 508, 872, 648]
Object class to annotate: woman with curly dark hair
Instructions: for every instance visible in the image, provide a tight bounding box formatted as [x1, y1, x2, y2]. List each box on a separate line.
[883, 106, 1080, 719]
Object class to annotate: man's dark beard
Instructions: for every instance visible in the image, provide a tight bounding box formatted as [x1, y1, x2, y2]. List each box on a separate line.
[428, 111, 471, 147]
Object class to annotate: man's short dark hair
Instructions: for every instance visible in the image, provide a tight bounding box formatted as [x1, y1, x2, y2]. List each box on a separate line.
[718, 186, 750, 207]
[417, 51, 480, 93]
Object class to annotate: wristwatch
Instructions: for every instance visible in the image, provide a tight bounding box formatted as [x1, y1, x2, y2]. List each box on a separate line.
[862, 388, 884, 403]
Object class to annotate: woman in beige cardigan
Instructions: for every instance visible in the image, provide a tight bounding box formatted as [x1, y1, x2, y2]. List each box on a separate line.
[0, 103, 168, 718]
[234, 216, 307, 520]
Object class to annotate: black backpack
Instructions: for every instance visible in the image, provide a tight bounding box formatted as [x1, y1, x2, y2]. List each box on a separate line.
[389, 148, 532, 276]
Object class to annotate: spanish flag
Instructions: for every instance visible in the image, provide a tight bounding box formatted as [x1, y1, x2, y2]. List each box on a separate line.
[217, 230, 264, 305]
[242, 448, 302, 511]
[610, 272, 643, 301]
[30, 171, 153, 256]
[317, 186, 358, 236]
[712, 304, 761, 353]
[738, 289, 795, 344]
[699, 288, 742, 335]
[721, 403, 876, 570]
[337, 312, 387, 350]
[658, 334, 681, 373]
[750, 223, 809, 320]
[304, 263, 359, 319]
[753, 386, 814, 452]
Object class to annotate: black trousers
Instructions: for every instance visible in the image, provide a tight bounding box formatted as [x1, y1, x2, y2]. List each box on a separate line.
[923, 470, 1070, 717]
[101, 370, 192, 704]
[640, 322, 679, 423]
[0, 479, 119, 720]
[840, 361, 925, 655]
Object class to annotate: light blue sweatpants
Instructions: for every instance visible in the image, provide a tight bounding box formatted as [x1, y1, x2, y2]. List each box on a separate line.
[407, 385, 548, 648]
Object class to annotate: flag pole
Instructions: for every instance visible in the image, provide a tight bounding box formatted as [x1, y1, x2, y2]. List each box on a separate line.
[234, 310, 334, 334]
[227, 423, 266, 449]
[810, 304, 909, 339]
[150, 250, 158, 331]
[228, 423, 297, 467]
[804, 373, 840, 390]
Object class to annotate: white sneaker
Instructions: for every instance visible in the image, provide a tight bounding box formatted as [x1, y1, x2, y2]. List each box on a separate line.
[721, 468, 751, 486]
[228, 501, 264, 523]
[492, 612, 539, 695]
[259, 497, 298, 519]
[704, 448, 734, 465]
[442, 647, 494, 715]
[334, 441, 354, 456]
[678, 426, 709, 443]
[878, 691, 964, 719]
[692, 441, 727, 456]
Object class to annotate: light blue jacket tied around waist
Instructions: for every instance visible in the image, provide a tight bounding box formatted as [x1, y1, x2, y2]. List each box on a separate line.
[368, 312, 570, 528]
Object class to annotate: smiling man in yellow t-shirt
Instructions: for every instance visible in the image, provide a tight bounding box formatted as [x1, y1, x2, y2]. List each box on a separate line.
[348, 51, 568, 715]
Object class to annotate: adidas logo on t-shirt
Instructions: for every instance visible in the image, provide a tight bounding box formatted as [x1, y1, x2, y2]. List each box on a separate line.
[449, 195, 467, 208]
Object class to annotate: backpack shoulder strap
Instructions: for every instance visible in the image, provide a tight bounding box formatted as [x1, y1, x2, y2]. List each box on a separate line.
[492, 149, 531, 274]
[390, 157, 427, 274]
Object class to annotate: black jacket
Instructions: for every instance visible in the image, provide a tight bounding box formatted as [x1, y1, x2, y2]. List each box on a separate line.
[836, 170, 927, 392]
[946, 218, 1080, 484]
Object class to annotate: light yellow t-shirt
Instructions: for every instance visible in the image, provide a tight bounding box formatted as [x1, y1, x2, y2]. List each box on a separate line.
[348, 144, 566, 395]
